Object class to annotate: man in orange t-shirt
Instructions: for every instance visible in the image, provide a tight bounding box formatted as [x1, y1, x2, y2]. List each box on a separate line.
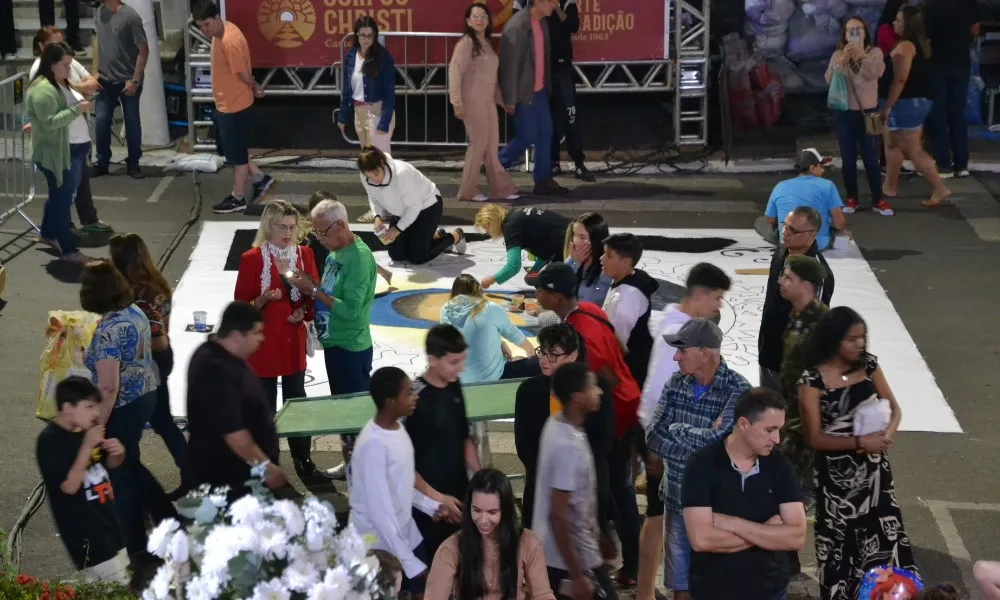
[193, 1, 275, 214]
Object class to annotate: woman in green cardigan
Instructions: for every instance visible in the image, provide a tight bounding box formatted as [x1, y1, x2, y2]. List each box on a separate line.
[27, 42, 92, 264]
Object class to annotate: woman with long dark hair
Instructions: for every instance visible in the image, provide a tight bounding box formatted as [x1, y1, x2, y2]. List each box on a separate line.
[564, 213, 612, 305]
[874, 0, 906, 174]
[797, 306, 916, 600]
[359, 145, 467, 264]
[880, 6, 951, 207]
[28, 27, 111, 235]
[109, 233, 187, 468]
[339, 16, 397, 224]
[425, 468, 555, 600]
[26, 42, 92, 264]
[449, 2, 519, 203]
[826, 18, 887, 215]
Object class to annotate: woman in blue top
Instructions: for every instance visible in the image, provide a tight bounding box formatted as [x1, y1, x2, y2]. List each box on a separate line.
[564, 212, 613, 305]
[80, 260, 172, 561]
[339, 16, 397, 223]
[440, 274, 538, 383]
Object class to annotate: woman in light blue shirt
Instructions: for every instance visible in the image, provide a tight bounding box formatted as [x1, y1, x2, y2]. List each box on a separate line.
[564, 212, 613, 305]
[440, 275, 538, 383]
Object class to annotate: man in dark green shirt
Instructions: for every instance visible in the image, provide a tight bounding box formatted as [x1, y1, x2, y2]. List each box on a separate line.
[288, 199, 377, 469]
[776, 255, 829, 490]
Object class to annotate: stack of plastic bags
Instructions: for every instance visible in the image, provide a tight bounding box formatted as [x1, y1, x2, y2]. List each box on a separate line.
[744, 0, 796, 57]
[724, 34, 786, 130]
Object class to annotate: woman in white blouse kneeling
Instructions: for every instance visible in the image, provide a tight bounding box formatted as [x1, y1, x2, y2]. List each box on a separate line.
[358, 146, 468, 265]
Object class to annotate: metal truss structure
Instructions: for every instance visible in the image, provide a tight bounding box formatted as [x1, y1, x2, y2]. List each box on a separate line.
[673, 0, 711, 147]
[184, 0, 710, 152]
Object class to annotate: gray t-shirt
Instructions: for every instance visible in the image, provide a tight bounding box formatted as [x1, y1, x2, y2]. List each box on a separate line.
[531, 413, 602, 571]
[95, 4, 147, 84]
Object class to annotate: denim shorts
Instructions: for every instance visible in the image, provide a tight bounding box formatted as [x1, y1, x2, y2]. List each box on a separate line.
[887, 97, 932, 132]
[664, 513, 691, 591]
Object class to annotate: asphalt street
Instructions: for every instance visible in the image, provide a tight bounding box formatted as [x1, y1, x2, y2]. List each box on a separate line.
[1, 164, 999, 597]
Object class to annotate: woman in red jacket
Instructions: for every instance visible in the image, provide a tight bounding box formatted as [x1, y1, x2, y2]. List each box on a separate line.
[235, 199, 325, 484]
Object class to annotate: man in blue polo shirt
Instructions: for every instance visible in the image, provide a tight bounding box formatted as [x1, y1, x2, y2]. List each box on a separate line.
[755, 149, 848, 250]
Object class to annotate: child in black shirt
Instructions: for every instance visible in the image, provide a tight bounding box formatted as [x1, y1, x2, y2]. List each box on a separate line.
[36, 376, 128, 583]
[405, 324, 482, 561]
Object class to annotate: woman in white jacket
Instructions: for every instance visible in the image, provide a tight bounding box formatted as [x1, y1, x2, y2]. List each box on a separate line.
[358, 146, 468, 264]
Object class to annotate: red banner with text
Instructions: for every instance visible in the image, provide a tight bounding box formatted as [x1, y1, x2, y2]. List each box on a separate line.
[222, 0, 668, 68]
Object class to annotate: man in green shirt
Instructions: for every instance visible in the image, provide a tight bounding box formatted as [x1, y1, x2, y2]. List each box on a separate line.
[288, 199, 377, 470]
[776, 254, 829, 491]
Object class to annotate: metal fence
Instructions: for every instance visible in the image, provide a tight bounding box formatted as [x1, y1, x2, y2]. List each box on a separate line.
[331, 31, 512, 148]
[0, 72, 37, 232]
[186, 25, 674, 152]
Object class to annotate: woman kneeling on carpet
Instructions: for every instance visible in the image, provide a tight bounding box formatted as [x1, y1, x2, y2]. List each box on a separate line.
[234, 199, 327, 485]
[441, 274, 539, 383]
[358, 146, 468, 264]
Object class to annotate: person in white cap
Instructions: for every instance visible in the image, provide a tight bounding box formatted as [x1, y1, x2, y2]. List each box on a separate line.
[754, 148, 850, 250]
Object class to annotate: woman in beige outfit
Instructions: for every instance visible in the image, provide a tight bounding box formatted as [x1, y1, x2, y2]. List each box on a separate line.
[449, 3, 519, 202]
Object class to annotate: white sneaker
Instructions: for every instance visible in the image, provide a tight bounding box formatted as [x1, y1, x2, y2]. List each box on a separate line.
[956, 169, 971, 178]
[471, 194, 489, 202]
[504, 193, 521, 200]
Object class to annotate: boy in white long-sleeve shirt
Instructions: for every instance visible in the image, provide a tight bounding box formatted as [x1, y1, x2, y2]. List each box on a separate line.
[349, 366, 446, 594]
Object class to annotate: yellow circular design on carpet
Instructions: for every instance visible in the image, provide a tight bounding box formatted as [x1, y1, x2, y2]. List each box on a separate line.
[258, 0, 317, 49]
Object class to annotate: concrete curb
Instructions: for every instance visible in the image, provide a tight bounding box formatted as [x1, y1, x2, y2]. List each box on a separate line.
[125, 148, 1000, 176]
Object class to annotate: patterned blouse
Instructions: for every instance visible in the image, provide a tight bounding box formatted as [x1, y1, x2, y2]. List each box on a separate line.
[84, 304, 158, 407]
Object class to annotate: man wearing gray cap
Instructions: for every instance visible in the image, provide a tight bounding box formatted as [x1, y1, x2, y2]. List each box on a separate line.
[645, 318, 750, 600]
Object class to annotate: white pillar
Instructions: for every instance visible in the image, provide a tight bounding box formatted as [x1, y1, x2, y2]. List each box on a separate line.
[129, 0, 170, 147]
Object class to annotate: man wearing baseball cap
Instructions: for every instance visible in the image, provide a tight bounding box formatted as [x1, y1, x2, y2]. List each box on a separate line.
[528, 261, 643, 581]
[645, 318, 750, 600]
[754, 147, 848, 251]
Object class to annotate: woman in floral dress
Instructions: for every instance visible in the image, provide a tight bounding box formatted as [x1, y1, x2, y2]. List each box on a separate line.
[797, 306, 917, 600]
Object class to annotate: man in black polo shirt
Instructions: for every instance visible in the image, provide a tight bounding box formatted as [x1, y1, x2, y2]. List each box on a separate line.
[682, 387, 806, 600]
[182, 301, 290, 500]
[757, 206, 834, 393]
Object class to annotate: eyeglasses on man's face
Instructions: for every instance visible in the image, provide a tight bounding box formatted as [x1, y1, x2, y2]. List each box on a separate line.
[536, 348, 569, 360]
[782, 222, 817, 236]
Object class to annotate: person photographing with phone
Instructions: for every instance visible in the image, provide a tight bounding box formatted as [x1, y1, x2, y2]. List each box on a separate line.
[826, 17, 889, 216]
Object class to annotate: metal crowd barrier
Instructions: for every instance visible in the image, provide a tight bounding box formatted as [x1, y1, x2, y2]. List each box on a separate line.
[0, 72, 38, 232]
[331, 31, 514, 149]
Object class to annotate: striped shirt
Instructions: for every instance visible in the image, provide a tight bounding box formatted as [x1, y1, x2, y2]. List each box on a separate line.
[645, 359, 750, 515]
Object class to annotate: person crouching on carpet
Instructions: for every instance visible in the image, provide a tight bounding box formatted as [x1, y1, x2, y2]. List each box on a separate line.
[234, 199, 327, 485]
[358, 146, 468, 264]
[474, 204, 572, 289]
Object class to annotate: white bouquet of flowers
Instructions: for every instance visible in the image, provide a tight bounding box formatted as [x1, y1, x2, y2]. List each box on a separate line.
[143, 465, 391, 600]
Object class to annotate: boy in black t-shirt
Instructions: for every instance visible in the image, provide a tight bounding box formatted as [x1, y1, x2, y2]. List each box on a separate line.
[36, 376, 129, 584]
[405, 324, 481, 560]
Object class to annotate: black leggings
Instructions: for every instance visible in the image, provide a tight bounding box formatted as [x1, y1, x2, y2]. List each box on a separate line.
[500, 356, 541, 380]
[387, 196, 453, 265]
[260, 371, 311, 462]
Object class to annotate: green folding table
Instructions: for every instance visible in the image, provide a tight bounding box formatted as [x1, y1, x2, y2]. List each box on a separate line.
[275, 379, 523, 437]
